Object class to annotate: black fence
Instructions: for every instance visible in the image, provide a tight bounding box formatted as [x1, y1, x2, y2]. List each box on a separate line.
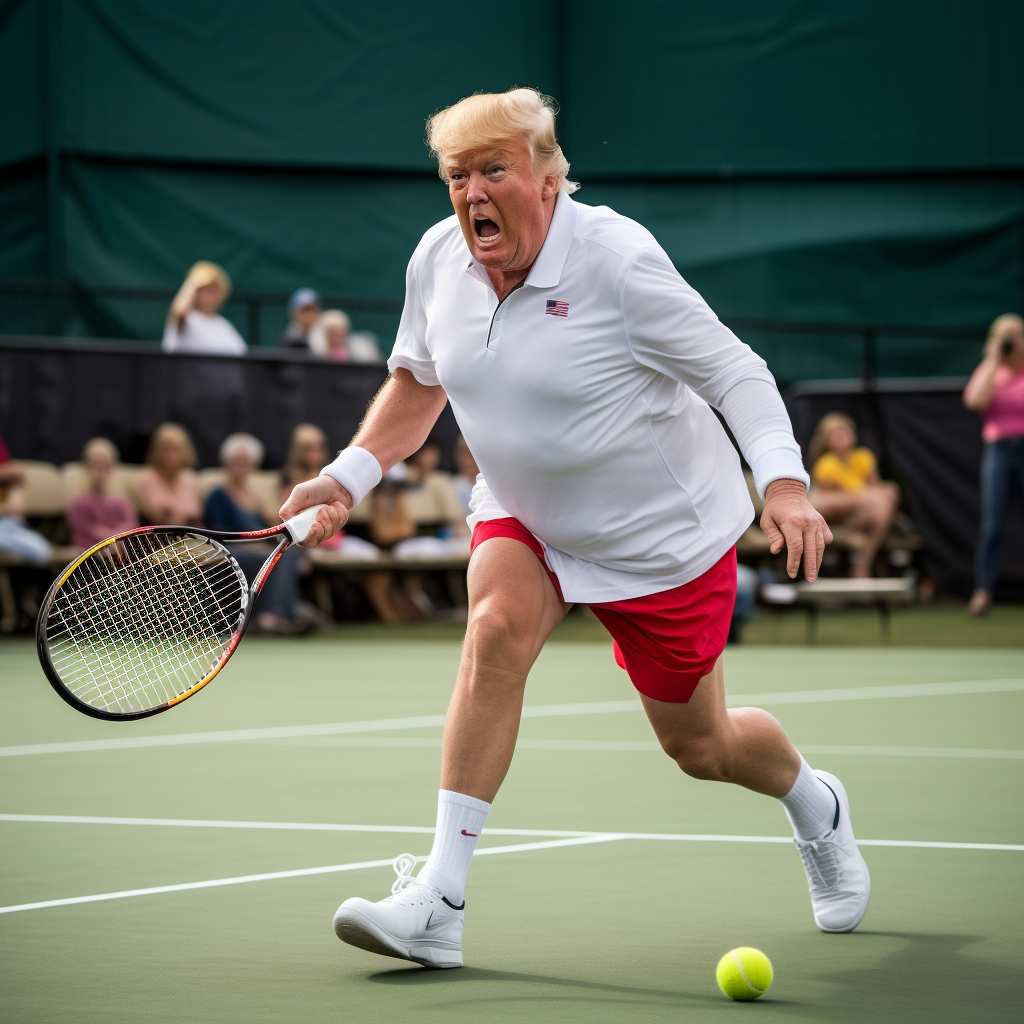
[787, 378, 1024, 600]
[0, 335, 459, 472]
[0, 281, 987, 390]
[0, 280, 404, 351]
[2, 333, 1018, 598]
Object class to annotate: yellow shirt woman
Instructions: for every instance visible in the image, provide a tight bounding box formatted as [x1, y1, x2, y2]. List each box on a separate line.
[811, 448, 877, 492]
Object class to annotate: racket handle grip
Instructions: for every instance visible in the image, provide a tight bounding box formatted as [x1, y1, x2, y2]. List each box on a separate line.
[283, 503, 329, 544]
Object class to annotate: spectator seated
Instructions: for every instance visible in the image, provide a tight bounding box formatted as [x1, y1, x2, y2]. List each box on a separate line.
[65, 439, 139, 551]
[735, 469, 922, 574]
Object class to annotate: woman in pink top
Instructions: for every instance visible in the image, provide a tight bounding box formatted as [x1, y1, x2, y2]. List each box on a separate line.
[66, 438, 139, 549]
[135, 423, 203, 526]
[963, 313, 1024, 614]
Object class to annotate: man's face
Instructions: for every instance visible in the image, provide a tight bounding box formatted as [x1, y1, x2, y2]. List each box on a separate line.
[446, 143, 558, 274]
[294, 304, 320, 332]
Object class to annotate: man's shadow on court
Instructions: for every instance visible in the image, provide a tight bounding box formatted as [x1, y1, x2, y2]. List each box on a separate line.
[366, 931, 1018, 1019]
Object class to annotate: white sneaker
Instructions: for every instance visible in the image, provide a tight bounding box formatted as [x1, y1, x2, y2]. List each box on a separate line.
[332, 854, 464, 968]
[795, 771, 871, 933]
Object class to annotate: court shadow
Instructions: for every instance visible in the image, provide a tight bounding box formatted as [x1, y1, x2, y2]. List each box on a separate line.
[368, 964, 799, 1010]
[790, 930, 1020, 1024]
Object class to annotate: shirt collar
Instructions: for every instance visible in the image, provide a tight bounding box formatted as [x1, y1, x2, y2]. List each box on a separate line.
[464, 190, 580, 291]
[524, 190, 579, 289]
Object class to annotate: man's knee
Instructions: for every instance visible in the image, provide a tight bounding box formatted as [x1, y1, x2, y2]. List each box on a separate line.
[464, 599, 540, 665]
[659, 733, 726, 781]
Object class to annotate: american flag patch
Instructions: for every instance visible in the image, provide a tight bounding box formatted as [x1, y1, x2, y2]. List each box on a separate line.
[545, 300, 569, 317]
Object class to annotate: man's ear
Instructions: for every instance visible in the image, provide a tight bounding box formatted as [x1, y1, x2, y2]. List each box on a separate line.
[540, 174, 561, 201]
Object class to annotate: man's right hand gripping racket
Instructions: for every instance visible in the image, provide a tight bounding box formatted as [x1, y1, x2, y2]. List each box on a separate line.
[35, 504, 329, 720]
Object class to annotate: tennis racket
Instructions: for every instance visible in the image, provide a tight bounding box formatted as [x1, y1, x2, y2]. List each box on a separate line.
[35, 503, 328, 721]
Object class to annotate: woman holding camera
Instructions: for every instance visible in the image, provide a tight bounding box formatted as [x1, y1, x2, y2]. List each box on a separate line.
[963, 313, 1024, 614]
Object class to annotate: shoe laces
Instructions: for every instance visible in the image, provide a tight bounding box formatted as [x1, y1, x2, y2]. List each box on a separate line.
[390, 853, 421, 895]
[795, 835, 841, 895]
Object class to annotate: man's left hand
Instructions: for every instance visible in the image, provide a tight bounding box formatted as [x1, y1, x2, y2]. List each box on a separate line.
[760, 479, 833, 581]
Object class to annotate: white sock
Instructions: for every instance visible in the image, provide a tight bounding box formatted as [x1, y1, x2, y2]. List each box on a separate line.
[779, 758, 838, 840]
[416, 789, 491, 905]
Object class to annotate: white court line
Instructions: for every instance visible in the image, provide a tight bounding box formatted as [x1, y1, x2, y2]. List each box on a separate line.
[797, 744, 1024, 760]
[2, 813, 1022, 851]
[0, 836, 617, 915]
[0, 702, 632, 758]
[0, 856, 400, 915]
[735, 678, 1024, 707]
[252, 735, 1024, 759]
[2, 678, 1021, 759]
[3, 820, 1019, 916]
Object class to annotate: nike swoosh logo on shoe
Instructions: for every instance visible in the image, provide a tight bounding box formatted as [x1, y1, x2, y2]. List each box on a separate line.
[818, 777, 841, 832]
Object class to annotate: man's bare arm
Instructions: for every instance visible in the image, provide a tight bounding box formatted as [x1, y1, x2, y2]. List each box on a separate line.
[279, 368, 448, 546]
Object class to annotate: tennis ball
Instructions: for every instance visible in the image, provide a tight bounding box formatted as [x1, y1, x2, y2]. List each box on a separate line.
[715, 947, 773, 1001]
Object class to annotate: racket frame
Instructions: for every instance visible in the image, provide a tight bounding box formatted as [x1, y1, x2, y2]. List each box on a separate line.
[36, 513, 311, 721]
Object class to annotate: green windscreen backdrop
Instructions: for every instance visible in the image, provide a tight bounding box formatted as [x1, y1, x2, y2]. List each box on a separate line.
[2, 0, 1022, 383]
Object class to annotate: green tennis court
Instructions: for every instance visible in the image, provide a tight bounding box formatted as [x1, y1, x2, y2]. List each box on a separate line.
[2, 632, 1022, 1023]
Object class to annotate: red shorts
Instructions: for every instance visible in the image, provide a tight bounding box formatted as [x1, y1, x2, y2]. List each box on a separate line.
[470, 518, 737, 703]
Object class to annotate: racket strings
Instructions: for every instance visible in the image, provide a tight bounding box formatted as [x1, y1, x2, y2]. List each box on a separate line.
[44, 532, 249, 714]
[49, 535, 243, 711]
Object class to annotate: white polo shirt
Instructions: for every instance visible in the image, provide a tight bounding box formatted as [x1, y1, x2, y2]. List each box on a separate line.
[388, 191, 808, 603]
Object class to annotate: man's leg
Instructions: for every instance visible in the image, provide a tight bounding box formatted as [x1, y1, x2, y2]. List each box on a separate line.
[333, 535, 567, 966]
[440, 537, 569, 800]
[642, 659, 870, 933]
[640, 657, 801, 796]
[416, 537, 568, 899]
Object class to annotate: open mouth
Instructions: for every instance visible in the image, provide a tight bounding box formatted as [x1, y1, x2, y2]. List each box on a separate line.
[474, 218, 500, 242]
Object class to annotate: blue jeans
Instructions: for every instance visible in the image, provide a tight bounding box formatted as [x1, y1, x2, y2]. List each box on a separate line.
[229, 544, 304, 620]
[0, 516, 51, 565]
[975, 436, 1024, 592]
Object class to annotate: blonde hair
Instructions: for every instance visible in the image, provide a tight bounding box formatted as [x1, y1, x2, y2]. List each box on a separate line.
[146, 422, 197, 469]
[319, 309, 351, 338]
[82, 437, 120, 464]
[987, 313, 1024, 345]
[187, 260, 232, 301]
[807, 412, 858, 468]
[427, 88, 578, 193]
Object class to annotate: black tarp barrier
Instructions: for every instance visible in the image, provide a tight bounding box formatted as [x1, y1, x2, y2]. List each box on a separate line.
[787, 380, 1024, 598]
[567, 1, 1024, 177]
[58, 166, 1024, 330]
[2, 338, 1019, 597]
[0, 160, 1014, 365]
[3, 0, 1022, 353]
[0, 337, 458, 473]
[6, 0, 1020, 176]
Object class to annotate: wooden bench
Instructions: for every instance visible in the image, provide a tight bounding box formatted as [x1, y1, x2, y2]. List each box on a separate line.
[760, 576, 917, 643]
[305, 548, 471, 619]
[736, 471, 924, 568]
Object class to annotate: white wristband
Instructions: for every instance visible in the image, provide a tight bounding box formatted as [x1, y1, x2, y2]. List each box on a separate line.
[319, 446, 382, 508]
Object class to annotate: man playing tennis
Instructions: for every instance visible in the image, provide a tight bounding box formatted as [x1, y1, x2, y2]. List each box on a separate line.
[281, 88, 870, 968]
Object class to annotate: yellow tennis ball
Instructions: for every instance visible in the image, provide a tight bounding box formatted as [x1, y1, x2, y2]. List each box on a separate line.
[716, 947, 773, 1001]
